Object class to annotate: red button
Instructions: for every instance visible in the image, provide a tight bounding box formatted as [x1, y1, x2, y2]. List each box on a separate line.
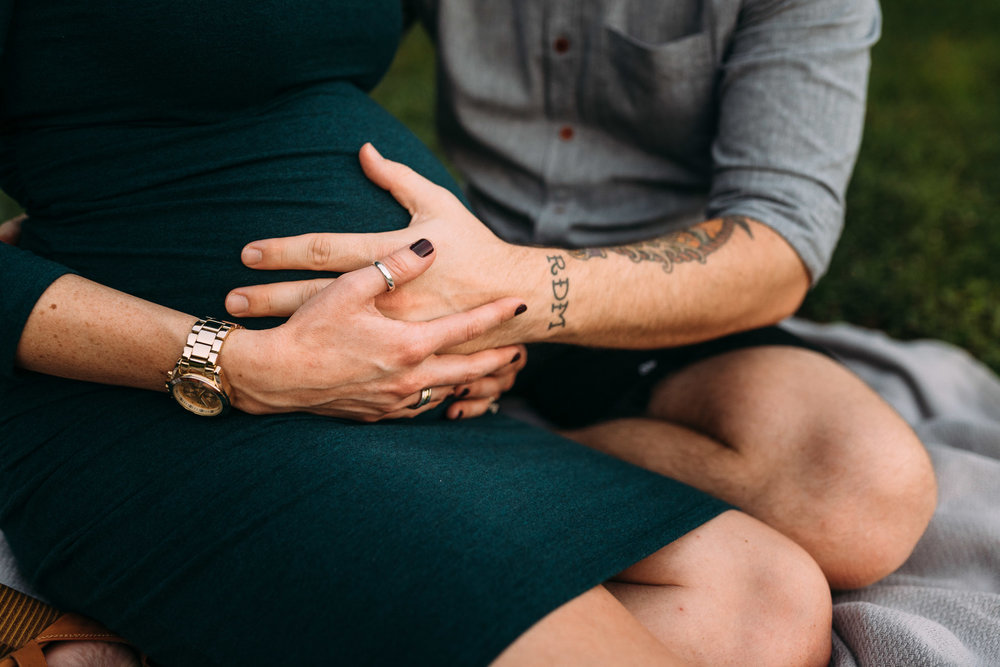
[559, 126, 575, 141]
[554, 36, 570, 54]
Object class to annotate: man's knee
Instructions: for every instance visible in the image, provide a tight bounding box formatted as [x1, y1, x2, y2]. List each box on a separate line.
[649, 347, 938, 590]
[818, 419, 937, 590]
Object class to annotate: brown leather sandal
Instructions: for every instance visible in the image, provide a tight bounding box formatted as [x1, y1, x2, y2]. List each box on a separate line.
[0, 584, 151, 667]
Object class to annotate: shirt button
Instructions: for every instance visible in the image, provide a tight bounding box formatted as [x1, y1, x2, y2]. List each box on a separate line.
[559, 125, 575, 141]
[553, 36, 571, 54]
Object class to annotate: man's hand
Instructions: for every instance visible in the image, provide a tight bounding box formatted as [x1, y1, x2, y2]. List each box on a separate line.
[229, 144, 810, 353]
[0, 213, 25, 245]
[225, 144, 550, 351]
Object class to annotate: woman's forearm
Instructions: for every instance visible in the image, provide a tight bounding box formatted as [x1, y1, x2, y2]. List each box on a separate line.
[15, 273, 196, 392]
[13, 246, 529, 421]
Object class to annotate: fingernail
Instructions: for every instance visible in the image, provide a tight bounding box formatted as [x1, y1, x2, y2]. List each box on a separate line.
[226, 293, 249, 315]
[410, 238, 434, 257]
[459, 387, 471, 398]
[511, 352, 521, 364]
[242, 246, 263, 266]
[515, 304, 528, 316]
[456, 410, 464, 420]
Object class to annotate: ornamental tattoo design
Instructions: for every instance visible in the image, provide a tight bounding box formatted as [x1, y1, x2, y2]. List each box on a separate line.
[567, 216, 754, 273]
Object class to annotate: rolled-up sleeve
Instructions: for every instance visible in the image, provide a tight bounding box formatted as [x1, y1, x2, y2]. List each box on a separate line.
[708, 0, 881, 283]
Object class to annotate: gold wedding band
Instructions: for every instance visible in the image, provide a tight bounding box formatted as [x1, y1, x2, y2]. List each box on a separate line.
[409, 387, 433, 410]
[373, 260, 395, 292]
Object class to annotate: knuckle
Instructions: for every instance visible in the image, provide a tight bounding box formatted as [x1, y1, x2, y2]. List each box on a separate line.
[379, 253, 412, 283]
[396, 336, 431, 366]
[297, 282, 315, 305]
[388, 377, 420, 399]
[463, 320, 487, 342]
[306, 235, 334, 267]
[253, 289, 272, 314]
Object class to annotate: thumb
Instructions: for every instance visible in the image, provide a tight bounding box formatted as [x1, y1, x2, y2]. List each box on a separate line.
[359, 143, 447, 216]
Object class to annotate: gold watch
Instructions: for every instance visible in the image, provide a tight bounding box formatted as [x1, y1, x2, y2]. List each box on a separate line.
[166, 317, 243, 417]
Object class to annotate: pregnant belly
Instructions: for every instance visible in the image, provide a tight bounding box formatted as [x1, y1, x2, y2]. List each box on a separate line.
[14, 84, 458, 323]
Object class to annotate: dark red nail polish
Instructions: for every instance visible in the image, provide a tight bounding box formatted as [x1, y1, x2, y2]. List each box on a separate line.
[514, 304, 527, 316]
[511, 352, 521, 364]
[459, 387, 471, 398]
[457, 410, 464, 419]
[410, 239, 434, 257]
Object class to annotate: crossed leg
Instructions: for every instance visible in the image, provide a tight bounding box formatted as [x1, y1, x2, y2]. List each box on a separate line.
[562, 346, 938, 590]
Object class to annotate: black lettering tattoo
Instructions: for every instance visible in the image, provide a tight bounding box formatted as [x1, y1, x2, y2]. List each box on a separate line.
[546, 254, 569, 329]
[552, 278, 570, 301]
[566, 216, 754, 273]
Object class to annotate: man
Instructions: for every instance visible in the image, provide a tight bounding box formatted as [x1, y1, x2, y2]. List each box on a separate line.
[413, 0, 936, 588]
[228, 0, 934, 589]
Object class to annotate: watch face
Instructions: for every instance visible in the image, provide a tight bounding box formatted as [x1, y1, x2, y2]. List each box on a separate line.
[170, 374, 228, 417]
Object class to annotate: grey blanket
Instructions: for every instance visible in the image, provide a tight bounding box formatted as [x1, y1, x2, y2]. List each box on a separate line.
[782, 319, 1000, 667]
[3, 319, 1000, 666]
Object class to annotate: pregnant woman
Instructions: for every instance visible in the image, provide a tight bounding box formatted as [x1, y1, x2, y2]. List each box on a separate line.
[0, 2, 832, 665]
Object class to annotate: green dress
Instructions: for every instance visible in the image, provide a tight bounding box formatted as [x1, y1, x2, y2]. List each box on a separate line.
[0, 2, 729, 664]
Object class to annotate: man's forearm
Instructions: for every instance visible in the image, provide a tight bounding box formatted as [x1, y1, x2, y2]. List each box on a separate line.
[518, 216, 810, 349]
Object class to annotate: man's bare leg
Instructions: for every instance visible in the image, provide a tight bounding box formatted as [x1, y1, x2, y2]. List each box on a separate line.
[495, 510, 832, 667]
[563, 346, 938, 590]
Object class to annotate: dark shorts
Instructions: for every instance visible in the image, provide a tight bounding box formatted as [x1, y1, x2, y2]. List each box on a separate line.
[512, 325, 834, 429]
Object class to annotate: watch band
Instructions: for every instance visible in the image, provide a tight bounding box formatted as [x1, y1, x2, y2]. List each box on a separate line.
[176, 317, 241, 379]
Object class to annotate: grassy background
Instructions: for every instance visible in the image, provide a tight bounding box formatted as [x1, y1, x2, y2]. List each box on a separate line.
[5, 0, 997, 370]
[371, 0, 1000, 372]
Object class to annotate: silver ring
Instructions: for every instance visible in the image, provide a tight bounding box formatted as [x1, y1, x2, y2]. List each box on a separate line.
[409, 387, 433, 410]
[486, 401, 500, 415]
[373, 260, 395, 292]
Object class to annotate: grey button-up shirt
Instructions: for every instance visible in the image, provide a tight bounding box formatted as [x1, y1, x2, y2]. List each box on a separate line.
[413, 0, 881, 283]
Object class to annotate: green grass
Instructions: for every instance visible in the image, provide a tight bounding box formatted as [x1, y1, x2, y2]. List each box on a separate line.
[799, 0, 1000, 371]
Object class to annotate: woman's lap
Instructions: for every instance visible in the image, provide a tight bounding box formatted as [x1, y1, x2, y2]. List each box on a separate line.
[0, 375, 729, 665]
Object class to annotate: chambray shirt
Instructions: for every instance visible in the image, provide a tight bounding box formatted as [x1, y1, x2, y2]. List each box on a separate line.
[413, 0, 881, 283]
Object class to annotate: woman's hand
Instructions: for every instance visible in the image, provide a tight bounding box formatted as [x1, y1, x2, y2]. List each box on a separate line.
[224, 143, 549, 352]
[222, 239, 528, 422]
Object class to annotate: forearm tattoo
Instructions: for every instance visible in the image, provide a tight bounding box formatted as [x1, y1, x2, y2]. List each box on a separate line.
[567, 216, 754, 273]
[546, 254, 569, 330]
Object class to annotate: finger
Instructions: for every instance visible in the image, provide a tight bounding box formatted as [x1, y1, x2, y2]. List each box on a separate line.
[359, 143, 452, 216]
[392, 384, 454, 413]
[446, 396, 501, 421]
[241, 231, 404, 272]
[381, 385, 455, 421]
[453, 371, 517, 403]
[419, 299, 528, 354]
[413, 345, 524, 392]
[0, 214, 26, 245]
[226, 278, 336, 318]
[342, 238, 439, 301]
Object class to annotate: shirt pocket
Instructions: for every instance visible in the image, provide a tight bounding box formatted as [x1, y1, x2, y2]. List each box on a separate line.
[592, 26, 718, 174]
